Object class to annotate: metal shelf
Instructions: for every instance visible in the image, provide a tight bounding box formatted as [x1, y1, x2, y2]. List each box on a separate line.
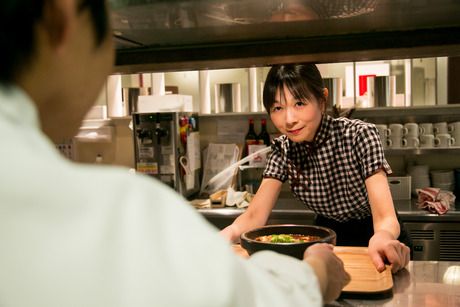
[199, 112, 267, 118]
[112, 0, 460, 73]
[198, 105, 460, 120]
[351, 105, 460, 124]
[384, 147, 460, 155]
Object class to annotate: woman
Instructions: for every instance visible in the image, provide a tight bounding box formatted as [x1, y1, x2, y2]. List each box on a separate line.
[221, 63, 411, 273]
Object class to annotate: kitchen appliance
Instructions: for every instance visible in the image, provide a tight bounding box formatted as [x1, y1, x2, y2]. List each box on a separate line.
[405, 222, 460, 261]
[132, 112, 200, 197]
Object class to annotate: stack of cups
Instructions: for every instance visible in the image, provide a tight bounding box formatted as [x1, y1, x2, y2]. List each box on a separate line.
[430, 169, 455, 192]
[419, 123, 438, 148]
[375, 124, 391, 149]
[388, 123, 408, 148]
[448, 121, 460, 147]
[407, 165, 430, 196]
[434, 122, 455, 148]
[404, 123, 420, 148]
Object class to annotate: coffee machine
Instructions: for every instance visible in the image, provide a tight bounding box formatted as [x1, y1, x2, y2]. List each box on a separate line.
[132, 112, 200, 197]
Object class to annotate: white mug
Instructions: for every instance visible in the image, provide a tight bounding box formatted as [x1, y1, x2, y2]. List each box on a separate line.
[404, 136, 420, 148]
[389, 123, 408, 137]
[375, 124, 391, 137]
[448, 121, 460, 134]
[378, 135, 388, 149]
[404, 123, 420, 137]
[436, 133, 455, 148]
[419, 123, 434, 135]
[434, 122, 448, 135]
[389, 135, 407, 148]
[452, 131, 460, 146]
[385, 138, 393, 148]
[419, 134, 439, 148]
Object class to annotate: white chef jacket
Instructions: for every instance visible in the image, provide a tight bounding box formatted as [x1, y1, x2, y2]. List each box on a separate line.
[0, 85, 322, 307]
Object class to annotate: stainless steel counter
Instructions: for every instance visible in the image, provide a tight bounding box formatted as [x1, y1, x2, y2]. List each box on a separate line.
[329, 261, 460, 306]
[198, 197, 460, 222]
[199, 197, 460, 261]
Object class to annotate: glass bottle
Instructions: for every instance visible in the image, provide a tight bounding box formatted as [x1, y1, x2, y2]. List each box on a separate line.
[244, 118, 258, 156]
[258, 118, 271, 146]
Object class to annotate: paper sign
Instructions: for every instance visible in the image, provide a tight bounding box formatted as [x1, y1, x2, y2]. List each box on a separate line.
[248, 145, 268, 167]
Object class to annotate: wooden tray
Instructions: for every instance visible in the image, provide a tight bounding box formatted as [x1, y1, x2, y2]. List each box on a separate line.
[232, 245, 393, 297]
[334, 246, 393, 297]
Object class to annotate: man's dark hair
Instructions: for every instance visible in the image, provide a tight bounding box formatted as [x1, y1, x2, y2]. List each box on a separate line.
[0, 0, 109, 85]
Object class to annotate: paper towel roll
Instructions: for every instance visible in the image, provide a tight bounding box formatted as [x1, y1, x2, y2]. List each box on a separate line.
[232, 83, 242, 112]
[151, 73, 165, 96]
[249, 67, 258, 112]
[199, 70, 211, 114]
[106, 75, 124, 117]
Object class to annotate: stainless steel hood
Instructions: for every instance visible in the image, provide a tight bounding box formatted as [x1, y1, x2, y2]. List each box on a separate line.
[110, 0, 460, 73]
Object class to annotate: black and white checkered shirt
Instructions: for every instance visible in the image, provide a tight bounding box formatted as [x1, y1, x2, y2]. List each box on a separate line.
[263, 115, 392, 222]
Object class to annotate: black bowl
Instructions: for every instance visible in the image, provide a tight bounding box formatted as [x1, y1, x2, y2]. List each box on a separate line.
[240, 224, 337, 259]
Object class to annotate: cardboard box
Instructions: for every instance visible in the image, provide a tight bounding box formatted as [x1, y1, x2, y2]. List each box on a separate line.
[137, 94, 193, 113]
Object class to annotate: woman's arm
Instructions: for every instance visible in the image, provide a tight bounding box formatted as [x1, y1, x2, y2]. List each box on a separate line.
[365, 169, 410, 273]
[220, 178, 283, 242]
[366, 169, 400, 239]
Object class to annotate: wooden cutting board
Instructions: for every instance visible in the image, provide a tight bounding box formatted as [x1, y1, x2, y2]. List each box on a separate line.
[334, 246, 393, 296]
[232, 245, 393, 296]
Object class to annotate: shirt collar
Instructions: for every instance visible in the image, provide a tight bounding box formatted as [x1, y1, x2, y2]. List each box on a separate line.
[276, 114, 333, 158]
[312, 114, 333, 148]
[0, 85, 41, 130]
[293, 114, 332, 153]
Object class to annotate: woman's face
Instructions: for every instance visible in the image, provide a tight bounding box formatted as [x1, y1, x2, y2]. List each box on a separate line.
[269, 85, 324, 142]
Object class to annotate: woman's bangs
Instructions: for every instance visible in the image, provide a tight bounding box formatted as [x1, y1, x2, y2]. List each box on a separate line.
[284, 77, 314, 102]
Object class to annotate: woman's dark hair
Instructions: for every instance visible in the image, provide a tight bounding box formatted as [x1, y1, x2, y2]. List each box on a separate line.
[0, 0, 109, 85]
[263, 63, 326, 113]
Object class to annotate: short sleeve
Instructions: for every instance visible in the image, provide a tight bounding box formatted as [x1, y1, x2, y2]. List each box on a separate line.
[262, 139, 287, 182]
[354, 124, 392, 179]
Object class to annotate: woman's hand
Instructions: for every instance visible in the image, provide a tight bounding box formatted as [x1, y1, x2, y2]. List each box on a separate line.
[304, 243, 351, 303]
[368, 230, 410, 273]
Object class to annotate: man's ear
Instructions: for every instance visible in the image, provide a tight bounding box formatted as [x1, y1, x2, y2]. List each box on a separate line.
[41, 0, 74, 51]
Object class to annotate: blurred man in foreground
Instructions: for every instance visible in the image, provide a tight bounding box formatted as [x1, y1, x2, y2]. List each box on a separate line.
[0, 1, 349, 306]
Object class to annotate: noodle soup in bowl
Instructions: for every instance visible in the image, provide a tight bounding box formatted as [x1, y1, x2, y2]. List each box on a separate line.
[240, 224, 336, 259]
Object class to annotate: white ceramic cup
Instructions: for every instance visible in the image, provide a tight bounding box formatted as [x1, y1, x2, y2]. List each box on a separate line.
[448, 121, 460, 134]
[389, 135, 407, 148]
[404, 136, 420, 148]
[419, 134, 439, 148]
[375, 124, 391, 137]
[452, 131, 460, 146]
[378, 135, 390, 149]
[375, 124, 391, 149]
[434, 122, 448, 135]
[404, 123, 420, 137]
[389, 123, 408, 137]
[436, 133, 455, 148]
[419, 123, 434, 135]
